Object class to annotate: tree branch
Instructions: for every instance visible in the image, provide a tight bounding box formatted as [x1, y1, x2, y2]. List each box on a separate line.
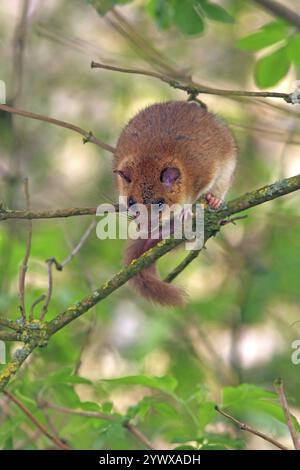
[0, 318, 22, 331]
[30, 295, 46, 321]
[4, 391, 71, 450]
[0, 206, 98, 221]
[274, 378, 300, 450]
[39, 221, 96, 320]
[125, 421, 156, 450]
[218, 173, 300, 218]
[215, 406, 289, 450]
[39, 259, 55, 321]
[166, 175, 300, 282]
[1, 174, 300, 392]
[41, 401, 155, 450]
[0, 331, 23, 341]
[0, 341, 37, 392]
[59, 220, 97, 269]
[0, 104, 115, 153]
[18, 178, 32, 321]
[91, 61, 298, 104]
[164, 249, 200, 283]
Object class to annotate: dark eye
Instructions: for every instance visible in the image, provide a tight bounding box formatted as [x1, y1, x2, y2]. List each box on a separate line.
[156, 199, 165, 209]
[128, 196, 136, 208]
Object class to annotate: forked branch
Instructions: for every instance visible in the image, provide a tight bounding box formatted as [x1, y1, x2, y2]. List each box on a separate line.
[1, 173, 300, 392]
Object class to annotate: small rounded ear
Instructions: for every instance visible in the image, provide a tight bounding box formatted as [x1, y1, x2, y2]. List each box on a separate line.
[160, 167, 180, 187]
[113, 168, 132, 183]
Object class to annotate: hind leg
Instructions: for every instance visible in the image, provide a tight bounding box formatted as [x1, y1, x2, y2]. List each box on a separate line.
[205, 158, 236, 209]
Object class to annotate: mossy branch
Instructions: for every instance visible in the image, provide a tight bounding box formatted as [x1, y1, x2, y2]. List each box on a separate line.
[0, 206, 98, 222]
[1, 173, 300, 392]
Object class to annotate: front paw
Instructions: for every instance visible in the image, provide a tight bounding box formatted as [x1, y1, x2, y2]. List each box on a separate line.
[205, 192, 223, 209]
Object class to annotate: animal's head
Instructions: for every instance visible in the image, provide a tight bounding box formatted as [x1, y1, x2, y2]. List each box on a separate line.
[114, 155, 185, 213]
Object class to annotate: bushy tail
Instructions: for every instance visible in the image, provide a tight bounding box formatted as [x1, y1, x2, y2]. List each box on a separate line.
[125, 238, 186, 307]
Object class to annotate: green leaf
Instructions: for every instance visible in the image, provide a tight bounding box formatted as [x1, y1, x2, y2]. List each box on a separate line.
[14, 389, 36, 407]
[0, 417, 23, 445]
[127, 398, 152, 420]
[203, 433, 245, 450]
[101, 401, 114, 413]
[45, 366, 92, 386]
[100, 375, 178, 395]
[3, 436, 14, 450]
[174, 445, 198, 450]
[198, 402, 216, 430]
[147, 0, 174, 30]
[154, 401, 179, 418]
[78, 401, 102, 412]
[65, 375, 93, 385]
[173, 0, 205, 36]
[255, 46, 290, 88]
[199, 1, 234, 24]
[87, 0, 133, 16]
[237, 21, 288, 52]
[222, 384, 276, 407]
[221, 384, 300, 432]
[53, 384, 82, 408]
[288, 35, 300, 68]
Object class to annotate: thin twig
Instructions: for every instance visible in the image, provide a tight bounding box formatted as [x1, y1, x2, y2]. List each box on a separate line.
[0, 331, 23, 341]
[0, 318, 21, 331]
[39, 220, 96, 320]
[91, 61, 176, 84]
[0, 205, 120, 222]
[0, 395, 42, 450]
[39, 260, 55, 321]
[0, 104, 115, 153]
[0, 341, 36, 391]
[253, 0, 300, 30]
[274, 378, 300, 450]
[60, 220, 96, 269]
[125, 421, 156, 450]
[164, 249, 200, 283]
[4, 391, 71, 450]
[41, 407, 66, 444]
[91, 61, 295, 104]
[42, 402, 156, 450]
[0, 206, 97, 221]
[42, 402, 116, 421]
[29, 295, 46, 321]
[109, 8, 180, 77]
[220, 215, 248, 226]
[18, 178, 32, 321]
[215, 405, 289, 450]
[230, 121, 300, 145]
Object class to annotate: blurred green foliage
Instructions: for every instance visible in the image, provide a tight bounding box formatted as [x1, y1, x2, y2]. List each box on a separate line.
[0, 0, 300, 451]
[146, 0, 234, 35]
[90, 0, 234, 34]
[237, 19, 300, 88]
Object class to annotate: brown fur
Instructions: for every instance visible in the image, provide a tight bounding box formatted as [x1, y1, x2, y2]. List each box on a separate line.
[114, 101, 237, 307]
[125, 238, 186, 307]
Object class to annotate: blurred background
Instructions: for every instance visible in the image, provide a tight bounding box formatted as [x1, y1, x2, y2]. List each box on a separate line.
[0, 0, 300, 450]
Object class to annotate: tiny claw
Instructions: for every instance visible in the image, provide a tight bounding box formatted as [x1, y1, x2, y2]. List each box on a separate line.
[205, 192, 222, 209]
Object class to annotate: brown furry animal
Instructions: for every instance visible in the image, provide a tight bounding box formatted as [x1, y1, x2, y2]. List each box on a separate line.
[114, 101, 237, 307]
